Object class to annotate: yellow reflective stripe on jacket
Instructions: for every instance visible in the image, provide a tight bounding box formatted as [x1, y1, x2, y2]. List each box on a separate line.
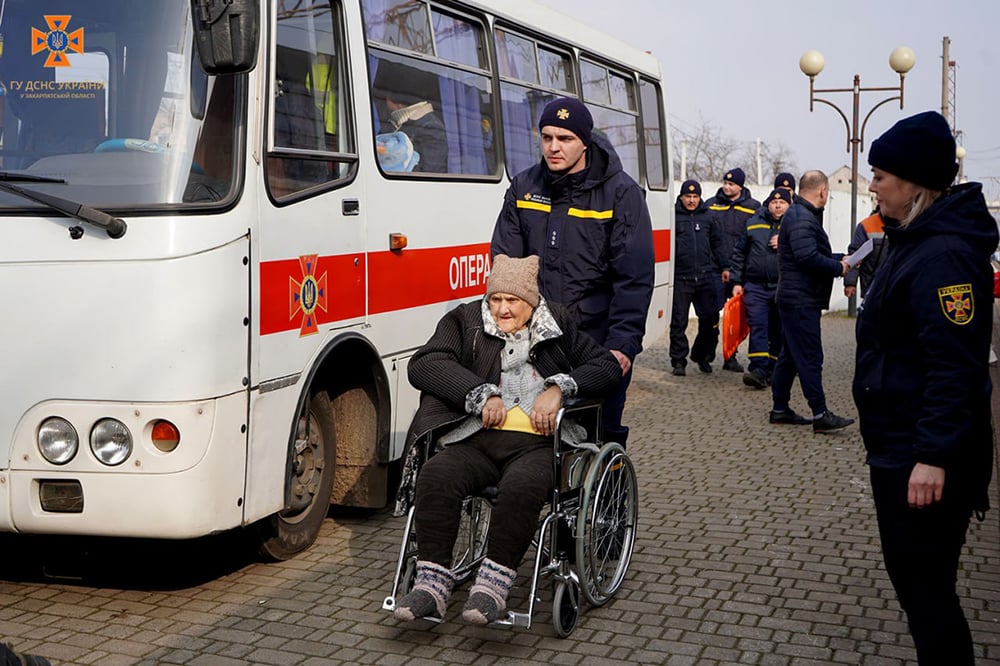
[516, 200, 552, 213]
[710, 203, 757, 215]
[568, 207, 613, 219]
[746, 224, 770, 231]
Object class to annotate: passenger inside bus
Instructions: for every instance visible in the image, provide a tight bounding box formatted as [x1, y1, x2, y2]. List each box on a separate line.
[268, 45, 333, 197]
[373, 62, 447, 173]
[185, 76, 236, 203]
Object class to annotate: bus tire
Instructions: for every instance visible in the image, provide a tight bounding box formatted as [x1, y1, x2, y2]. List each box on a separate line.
[256, 389, 336, 561]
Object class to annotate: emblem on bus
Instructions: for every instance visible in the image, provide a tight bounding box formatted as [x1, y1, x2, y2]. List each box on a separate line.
[290, 255, 328, 336]
[31, 15, 84, 67]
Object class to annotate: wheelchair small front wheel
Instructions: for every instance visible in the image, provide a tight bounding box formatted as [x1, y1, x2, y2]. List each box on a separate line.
[552, 579, 580, 637]
[399, 555, 418, 597]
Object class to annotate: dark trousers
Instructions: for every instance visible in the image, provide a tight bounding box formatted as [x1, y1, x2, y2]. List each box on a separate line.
[870, 466, 974, 665]
[670, 276, 721, 365]
[744, 282, 781, 375]
[601, 367, 632, 447]
[414, 429, 552, 571]
[771, 306, 826, 415]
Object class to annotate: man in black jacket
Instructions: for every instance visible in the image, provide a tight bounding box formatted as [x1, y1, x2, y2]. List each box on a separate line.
[770, 170, 854, 432]
[730, 188, 791, 388]
[491, 97, 654, 445]
[669, 179, 727, 375]
[708, 167, 760, 373]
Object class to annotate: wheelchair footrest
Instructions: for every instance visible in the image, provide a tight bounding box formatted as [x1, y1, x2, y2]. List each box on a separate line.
[505, 611, 531, 628]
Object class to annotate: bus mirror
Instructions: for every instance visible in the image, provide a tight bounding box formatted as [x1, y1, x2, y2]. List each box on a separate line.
[191, 0, 259, 74]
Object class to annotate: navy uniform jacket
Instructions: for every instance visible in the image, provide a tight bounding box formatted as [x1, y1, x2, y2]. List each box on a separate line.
[853, 183, 997, 512]
[673, 196, 726, 279]
[491, 134, 655, 360]
[707, 186, 760, 267]
[775, 196, 844, 310]
[730, 207, 780, 288]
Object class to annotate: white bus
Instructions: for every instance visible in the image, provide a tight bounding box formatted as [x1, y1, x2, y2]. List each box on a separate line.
[0, 0, 674, 559]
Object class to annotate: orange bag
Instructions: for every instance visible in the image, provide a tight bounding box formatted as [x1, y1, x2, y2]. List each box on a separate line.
[721, 292, 749, 360]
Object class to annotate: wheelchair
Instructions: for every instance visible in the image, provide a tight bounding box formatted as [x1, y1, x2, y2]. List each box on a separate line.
[381, 401, 638, 637]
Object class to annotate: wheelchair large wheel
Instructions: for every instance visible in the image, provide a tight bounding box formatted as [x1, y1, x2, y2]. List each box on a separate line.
[575, 443, 637, 606]
[450, 495, 491, 583]
[552, 579, 580, 637]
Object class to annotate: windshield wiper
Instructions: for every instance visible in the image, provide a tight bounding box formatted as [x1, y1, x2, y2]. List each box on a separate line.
[0, 172, 127, 239]
[0, 171, 66, 184]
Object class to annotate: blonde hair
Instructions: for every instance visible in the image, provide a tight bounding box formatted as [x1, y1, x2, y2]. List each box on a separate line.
[899, 187, 943, 227]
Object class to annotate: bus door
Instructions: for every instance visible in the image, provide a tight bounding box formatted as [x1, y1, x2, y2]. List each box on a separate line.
[257, 1, 365, 384]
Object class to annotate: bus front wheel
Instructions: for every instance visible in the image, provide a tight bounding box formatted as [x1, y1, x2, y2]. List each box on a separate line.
[257, 389, 336, 561]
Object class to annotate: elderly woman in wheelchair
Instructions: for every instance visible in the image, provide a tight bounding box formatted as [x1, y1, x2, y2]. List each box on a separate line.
[391, 254, 623, 626]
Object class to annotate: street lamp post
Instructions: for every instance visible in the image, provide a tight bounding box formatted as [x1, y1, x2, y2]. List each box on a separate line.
[798, 47, 915, 316]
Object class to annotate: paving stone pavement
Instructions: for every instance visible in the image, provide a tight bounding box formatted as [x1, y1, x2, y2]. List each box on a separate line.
[0, 312, 997, 665]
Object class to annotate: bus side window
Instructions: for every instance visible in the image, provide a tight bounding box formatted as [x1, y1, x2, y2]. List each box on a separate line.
[495, 30, 573, 179]
[639, 78, 669, 191]
[267, 1, 354, 200]
[186, 75, 236, 203]
[364, 1, 495, 177]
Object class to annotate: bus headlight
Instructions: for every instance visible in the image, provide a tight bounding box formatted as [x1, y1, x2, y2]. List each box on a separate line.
[38, 417, 79, 465]
[90, 419, 132, 466]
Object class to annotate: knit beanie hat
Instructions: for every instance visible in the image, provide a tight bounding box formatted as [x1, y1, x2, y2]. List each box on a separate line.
[765, 188, 792, 206]
[487, 255, 540, 307]
[538, 97, 593, 144]
[774, 172, 796, 190]
[723, 167, 746, 187]
[680, 179, 702, 196]
[868, 111, 958, 191]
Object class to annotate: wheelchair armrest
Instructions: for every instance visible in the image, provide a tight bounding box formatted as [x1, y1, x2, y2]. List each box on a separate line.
[554, 398, 603, 445]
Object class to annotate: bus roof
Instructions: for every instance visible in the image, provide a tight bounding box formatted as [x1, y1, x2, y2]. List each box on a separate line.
[460, 0, 664, 81]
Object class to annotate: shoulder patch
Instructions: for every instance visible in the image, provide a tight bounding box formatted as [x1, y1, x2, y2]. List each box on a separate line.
[937, 284, 974, 325]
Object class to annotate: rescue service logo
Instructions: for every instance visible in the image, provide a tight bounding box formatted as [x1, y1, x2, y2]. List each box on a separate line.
[937, 284, 974, 325]
[31, 15, 84, 67]
[289, 255, 328, 336]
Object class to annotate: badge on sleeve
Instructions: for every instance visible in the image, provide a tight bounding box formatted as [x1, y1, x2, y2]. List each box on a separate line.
[937, 284, 974, 325]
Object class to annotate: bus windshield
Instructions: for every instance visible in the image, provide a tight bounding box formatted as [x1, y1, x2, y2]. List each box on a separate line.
[0, 0, 239, 209]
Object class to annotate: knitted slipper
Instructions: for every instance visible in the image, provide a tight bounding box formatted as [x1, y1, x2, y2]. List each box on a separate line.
[393, 560, 454, 622]
[461, 558, 517, 625]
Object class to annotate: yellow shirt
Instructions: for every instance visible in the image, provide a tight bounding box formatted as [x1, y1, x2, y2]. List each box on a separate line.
[493, 405, 541, 435]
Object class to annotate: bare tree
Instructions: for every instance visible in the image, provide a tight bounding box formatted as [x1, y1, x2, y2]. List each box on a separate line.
[672, 114, 798, 188]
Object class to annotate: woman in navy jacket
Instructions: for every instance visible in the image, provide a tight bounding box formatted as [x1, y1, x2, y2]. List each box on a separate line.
[855, 111, 997, 664]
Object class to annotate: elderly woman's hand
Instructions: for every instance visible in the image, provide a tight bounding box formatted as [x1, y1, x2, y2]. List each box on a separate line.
[530, 385, 563, 436]
[481, 395, 507, 428]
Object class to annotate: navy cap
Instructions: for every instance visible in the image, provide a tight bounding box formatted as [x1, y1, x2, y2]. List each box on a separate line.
[868, 111, 958, 190]
[774, 172, 796, 190]
[538, 97, 593, 144]
[765, 188, 792, 206]
[680, 179, 702, 196]
[723, 167, 746, 187]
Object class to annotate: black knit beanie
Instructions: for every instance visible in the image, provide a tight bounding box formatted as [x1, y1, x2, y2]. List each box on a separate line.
[868, 111, 958, 190]
[538, 97, 593, 144]
[680, 179, 702, 196]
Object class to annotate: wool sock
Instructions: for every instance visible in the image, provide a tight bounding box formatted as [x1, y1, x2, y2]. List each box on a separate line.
[461, 558, 517, 625]
[393, 560, 454, 621]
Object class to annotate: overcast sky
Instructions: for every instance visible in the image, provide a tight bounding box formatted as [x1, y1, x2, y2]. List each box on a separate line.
[536, 0, 999, 201]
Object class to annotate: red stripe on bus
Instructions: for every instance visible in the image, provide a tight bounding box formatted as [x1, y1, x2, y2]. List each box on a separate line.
[259, 254, 366, 336]
[653, 228, 670, 262]
[260, 233, 671, 335]
[368, 243, 492, 314]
